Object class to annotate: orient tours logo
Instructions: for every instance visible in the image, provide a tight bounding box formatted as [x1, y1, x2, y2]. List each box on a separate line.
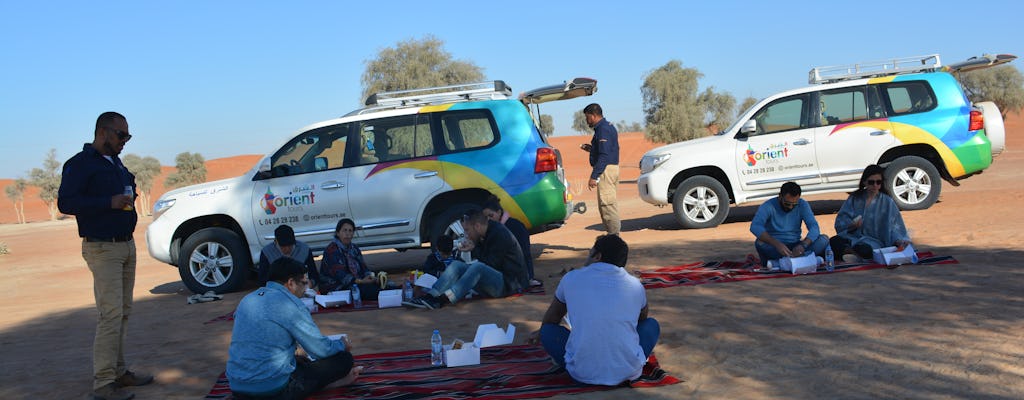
[260, 187, 316, 215]
[743, 143, 790, 166]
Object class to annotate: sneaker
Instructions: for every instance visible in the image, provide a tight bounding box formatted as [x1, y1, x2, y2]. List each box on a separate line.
[91, 383, 134, 400]
[403, 296, 440, 310]
[115, 370, 153, 387]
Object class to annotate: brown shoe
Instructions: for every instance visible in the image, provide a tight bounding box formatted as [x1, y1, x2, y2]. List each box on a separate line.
[115, 370, 154, 387]
[91, 382, 134, 400]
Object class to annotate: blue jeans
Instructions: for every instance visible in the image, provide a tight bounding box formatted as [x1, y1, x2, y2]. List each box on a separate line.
[427, 260, 504, 304]
[540, 318, 660, 367]
[755, 234, 829, 265]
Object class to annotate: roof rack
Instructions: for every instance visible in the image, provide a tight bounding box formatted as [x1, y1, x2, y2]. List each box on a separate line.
[363, 80, 513, 108]
[808, 54, 942, 84]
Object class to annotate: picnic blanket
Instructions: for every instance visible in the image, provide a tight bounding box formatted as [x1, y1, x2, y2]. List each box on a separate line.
[204, 344, 680, 399]
[205, 285, 547, 324]
[638, 251, 958, 289]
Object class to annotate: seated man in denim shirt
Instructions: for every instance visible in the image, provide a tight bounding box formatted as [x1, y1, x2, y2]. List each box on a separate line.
[227, 258, 361, 399]
[404, 208, 528, 309]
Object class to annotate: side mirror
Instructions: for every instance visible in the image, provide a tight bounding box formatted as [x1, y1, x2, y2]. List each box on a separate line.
[314, 157, 328, 171]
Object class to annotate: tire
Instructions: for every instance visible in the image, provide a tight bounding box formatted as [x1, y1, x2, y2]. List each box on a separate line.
[178, 227, 251, 294]
[672, 176, 730, 229]
[428, 202, 478, 248]
[885, 156, 941, 211]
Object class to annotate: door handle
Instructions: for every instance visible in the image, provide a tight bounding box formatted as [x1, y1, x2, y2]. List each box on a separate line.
[414, 171, 439, 179]
[870, 130, 890, 136]
[321, 182, 345, 189]
[793, 139, 811, 145]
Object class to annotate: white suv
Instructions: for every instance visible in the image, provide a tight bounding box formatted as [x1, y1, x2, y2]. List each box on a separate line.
[147, 78, 596, 293]
[638, 54, 1013, 228]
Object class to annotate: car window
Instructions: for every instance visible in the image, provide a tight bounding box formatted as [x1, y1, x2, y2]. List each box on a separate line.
[270, 123, 350, 177]
[439, 110, 497, 151]
[882, 81, 936, 115]
[356, 114, 431, 165]
[819, 87, 869, 125]
[750, 95, 808, 136]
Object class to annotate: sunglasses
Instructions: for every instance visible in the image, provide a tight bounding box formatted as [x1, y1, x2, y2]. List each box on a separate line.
[866, 179, 883, 185]
[105, 127, 132, 142]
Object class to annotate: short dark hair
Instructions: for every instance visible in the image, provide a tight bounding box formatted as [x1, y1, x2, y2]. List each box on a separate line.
[268, 257, 307, 284]
[583, 103, 603, 117]
[593, 234, 628, 268]
[274, 224, 296, 246]
[95, 111, 125, 132]
[335, 218, 355, 234]
[780, 181, 802, 198]
[462, 208, 488, 226]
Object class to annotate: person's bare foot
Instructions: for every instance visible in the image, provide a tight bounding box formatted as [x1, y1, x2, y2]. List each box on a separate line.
[328, 366, 364, 388]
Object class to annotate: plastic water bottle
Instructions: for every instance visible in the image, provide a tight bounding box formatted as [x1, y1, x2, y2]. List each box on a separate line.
[430, 329, 443, 366]
[825, 246, 835, 272]
[403, 278, 414, 302]
[351, 284, 362, 308]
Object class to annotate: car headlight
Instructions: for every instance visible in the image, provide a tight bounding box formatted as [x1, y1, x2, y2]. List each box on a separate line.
[640, 153, 671, 173]
[152, 198, 176, 218]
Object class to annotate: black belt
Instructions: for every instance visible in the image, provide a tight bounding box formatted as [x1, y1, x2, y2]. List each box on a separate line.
[84, 236, 133, 243]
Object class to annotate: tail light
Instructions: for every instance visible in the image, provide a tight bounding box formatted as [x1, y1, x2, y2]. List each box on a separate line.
[969, 109, 984, 131]
[535, 148, 557, 173]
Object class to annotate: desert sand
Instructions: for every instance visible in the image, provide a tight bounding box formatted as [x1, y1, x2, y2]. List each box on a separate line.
[0, 116, 1022, 399]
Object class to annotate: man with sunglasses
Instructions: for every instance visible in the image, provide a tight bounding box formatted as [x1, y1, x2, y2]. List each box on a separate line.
[749, 182, 830, 270]
[58, 112, 151, 400]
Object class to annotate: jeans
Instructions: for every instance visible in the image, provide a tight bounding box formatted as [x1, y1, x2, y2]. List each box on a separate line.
[427, 260, 504, 304]
[754, 234, 829, 265]
[540, 317, 660, 367]
[232, 352, 354, 400]
[83, 239, 136, 389]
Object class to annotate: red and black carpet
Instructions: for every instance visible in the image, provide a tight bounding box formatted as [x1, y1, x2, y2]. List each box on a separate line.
[638, 251, 958, 289]
[204, 344, 680, 399]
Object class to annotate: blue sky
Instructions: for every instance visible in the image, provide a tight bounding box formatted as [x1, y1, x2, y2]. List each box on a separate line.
[1, 0, 1021, 179]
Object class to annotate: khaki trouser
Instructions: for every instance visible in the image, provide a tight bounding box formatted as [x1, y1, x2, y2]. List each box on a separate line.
[82, 239, 137, 389]
[597, 164, 620, 235]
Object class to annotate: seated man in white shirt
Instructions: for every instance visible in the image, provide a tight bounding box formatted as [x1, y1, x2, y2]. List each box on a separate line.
[527, 235, 660, 385]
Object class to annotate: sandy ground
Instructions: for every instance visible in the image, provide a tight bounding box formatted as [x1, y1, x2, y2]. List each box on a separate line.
[1, 118, 1023, 399]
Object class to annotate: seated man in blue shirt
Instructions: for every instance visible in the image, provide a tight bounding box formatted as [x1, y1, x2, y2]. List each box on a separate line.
[227, 258, 361, 399]
[750, 181, 829, 269]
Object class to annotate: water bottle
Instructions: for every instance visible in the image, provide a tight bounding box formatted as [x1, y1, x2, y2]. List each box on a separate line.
[403, 278, 414, 302]
[825, 246, 835, 272]
[351, 284, 362, 308]
[430, 329, 443, 366]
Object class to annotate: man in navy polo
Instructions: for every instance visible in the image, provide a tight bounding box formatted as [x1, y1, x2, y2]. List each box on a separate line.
[58, 112, 152, 400]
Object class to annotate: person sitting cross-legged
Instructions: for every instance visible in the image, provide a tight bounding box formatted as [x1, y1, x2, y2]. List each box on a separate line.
[404, 208, 528, 309]
[527, 234, 660, 385]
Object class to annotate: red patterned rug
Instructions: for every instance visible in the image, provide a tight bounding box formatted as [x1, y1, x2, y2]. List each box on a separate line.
[205, 286, 546, 324]
[204, 344, 680, 399]
[638, 251, 958, 289]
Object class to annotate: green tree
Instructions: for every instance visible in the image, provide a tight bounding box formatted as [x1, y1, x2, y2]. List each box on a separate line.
[360, 35, 485, 103]
[123, 154, 162, 216]
[538, 114, 555, 136]
[738, 96, 759, 117]
[164, 152, 206, 189]
[29, 148, 61, 220]
[4, 178, 28, 224]
[572, 110, 589, 135]
[957, 65, 1024, 118]
[641, 60, 736, 143]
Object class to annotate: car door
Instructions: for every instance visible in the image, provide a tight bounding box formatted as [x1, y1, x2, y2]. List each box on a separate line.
[813, 85, 894, 185]
[736, 93, 822, 192]
[251, 123, 353, 251]
[345, 113, 444, 245]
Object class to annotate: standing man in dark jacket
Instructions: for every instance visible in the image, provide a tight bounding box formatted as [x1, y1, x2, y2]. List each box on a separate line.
[58, 112, 153, 400]
[404, 208, 527, 309]
[582, 103, 620, 235]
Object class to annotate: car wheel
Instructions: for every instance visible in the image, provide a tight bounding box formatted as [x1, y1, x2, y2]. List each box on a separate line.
[429, 202, 479, 248]
[885, 156, 941, 211]
[672, 176, 730, 229]
[178, 227, 251, 294]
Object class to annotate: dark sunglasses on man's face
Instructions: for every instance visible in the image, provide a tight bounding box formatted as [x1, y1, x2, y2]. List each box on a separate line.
[106, 127, 132, 142]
